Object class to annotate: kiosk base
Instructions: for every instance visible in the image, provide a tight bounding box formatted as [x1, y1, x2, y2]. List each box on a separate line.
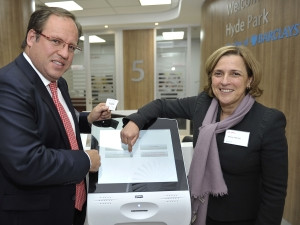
[87, 190, 191, 225]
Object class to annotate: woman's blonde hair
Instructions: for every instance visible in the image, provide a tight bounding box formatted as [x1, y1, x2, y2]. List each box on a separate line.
[204, 45, 263, 97]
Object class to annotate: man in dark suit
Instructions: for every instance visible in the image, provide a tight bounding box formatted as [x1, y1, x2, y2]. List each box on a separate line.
[0, 6, 111, 225]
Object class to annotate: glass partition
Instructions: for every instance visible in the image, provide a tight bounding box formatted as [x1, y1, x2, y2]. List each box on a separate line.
[64, 33, 116, 111]
[156, 28, 187, 100]
[90, 34, 116, 108]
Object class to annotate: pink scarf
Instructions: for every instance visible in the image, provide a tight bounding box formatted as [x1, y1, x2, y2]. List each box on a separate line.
[188, 94, 255, 225]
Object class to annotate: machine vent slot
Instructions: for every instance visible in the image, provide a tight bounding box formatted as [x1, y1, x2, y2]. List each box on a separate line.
[161, 194, 182, 203]
[95, 196, 115, 205]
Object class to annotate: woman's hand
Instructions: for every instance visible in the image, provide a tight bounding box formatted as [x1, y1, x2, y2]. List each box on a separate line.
[120, 121, 140, 152]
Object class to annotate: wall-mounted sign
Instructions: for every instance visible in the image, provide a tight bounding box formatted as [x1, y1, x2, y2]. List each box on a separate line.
[131, 60, 144, 82]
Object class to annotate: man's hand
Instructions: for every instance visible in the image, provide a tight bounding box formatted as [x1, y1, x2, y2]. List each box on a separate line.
[85, 150, 101, 172]
[120, 121, 140, 152]
[87, 103, 111, 124]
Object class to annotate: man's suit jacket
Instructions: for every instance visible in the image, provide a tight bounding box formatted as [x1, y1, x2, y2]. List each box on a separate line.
[0, 54, 91, 225]
[126, 91, 288, 225]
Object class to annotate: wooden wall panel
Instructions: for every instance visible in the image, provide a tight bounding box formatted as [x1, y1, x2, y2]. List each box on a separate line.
[200, 0, 300, 224]
[0, 0, 33, 67]
[123, 29, 154, 109]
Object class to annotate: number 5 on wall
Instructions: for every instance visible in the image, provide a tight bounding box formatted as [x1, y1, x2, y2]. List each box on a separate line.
[131, 60, 144, 82]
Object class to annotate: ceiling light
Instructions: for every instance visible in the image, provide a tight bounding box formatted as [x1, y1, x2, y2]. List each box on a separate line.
[162, 31, 184, 40]
[139, 0, 171, 6]
[45, 1, 83, 11]
[80, 35, 106, 43]
[200, 30, 204, 41]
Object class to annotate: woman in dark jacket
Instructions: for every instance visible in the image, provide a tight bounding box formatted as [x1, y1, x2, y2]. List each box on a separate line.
[120, 45, 288, 225]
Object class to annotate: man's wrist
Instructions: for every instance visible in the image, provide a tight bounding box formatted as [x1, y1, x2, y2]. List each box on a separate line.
[84, 150, 92, 169]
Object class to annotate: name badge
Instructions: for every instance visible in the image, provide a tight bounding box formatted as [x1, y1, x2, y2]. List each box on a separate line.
[224, 129, 250, 147]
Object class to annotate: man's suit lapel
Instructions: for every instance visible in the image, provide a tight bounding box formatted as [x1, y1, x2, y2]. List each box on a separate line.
[39, 79, 72, 149]
[26, 71, 71, 148]
[15, 53, 81, 150]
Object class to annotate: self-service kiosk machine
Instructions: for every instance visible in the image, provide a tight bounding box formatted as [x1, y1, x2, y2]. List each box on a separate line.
[87, 118, 191, 225]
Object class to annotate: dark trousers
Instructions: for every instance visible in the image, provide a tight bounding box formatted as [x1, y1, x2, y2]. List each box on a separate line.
[73, 202, 87, 225]
[206, 217, 255, 225]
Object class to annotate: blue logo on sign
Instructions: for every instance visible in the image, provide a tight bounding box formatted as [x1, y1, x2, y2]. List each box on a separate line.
[251, 35, 258, 46]
[227, 23, 299, 46]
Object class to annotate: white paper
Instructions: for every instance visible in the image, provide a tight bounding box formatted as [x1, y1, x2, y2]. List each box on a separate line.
[106, 98, 119, 111]
[97, 129, 178, 184]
